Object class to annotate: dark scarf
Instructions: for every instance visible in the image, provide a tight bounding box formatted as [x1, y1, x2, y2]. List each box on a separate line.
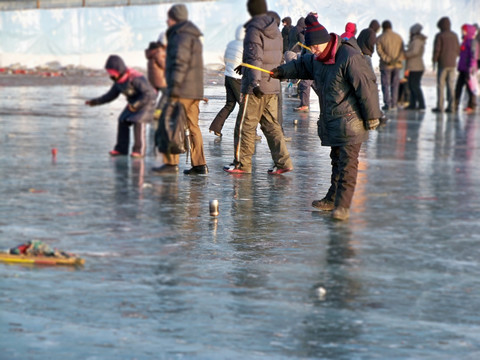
[315, 34, 338, 64]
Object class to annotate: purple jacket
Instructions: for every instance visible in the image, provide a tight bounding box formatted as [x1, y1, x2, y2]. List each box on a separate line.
[458, 24, 478, 72]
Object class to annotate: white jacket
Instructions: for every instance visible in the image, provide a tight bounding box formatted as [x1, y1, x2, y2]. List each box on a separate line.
[224, 25, 245, 79]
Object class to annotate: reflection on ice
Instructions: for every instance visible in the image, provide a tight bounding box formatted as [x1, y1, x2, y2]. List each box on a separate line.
[1, 82, 480, 358]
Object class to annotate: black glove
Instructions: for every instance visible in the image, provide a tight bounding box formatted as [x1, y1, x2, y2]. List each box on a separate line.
[234, 65, 242, 75]
[364, 119, 380, 130]
[270, 67, 285, 79]
[85, 99, 99, 106]
[252, 86, 264, 98]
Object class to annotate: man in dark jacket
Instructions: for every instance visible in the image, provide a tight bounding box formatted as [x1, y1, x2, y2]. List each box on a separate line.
[356, 19, 380, 70]
[432, 17, 460, 113]
[281, 16, 293, 54]
[224, 0, 293, 175]
[288, 17, 306, 53]
[86, 55, 156, 158]
[152, 4, 207, 175]
[271, 15, 382, 220]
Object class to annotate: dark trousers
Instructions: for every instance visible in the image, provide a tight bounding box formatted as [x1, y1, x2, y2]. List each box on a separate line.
[455, 71, 477, 109]
[325, 143, 362, 209]
[380, 68, 400, 108]
[209, 76, 241, 133]
[298, 79, 313, 107]
[408, 71, 425, 109]
[114, 121, 146, 155]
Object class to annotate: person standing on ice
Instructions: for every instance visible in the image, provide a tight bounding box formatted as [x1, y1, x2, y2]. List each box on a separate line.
[431, 17, 460, 114]
[223, 0, 293, 175]
[453, 24, 478, 114]
[270, 14, 382, 220]
[86, 54, 156, 158]
[152, 3, 208, 175]
[357, 20, 380, 71]
[376, 20, 405, 111]
[208, 25, 245, 137]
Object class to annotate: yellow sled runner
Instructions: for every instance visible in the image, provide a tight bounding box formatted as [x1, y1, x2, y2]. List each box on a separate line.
[0, 253, 85, 266]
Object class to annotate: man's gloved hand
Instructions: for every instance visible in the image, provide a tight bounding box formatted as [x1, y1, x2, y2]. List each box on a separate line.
[85, 99, 99, 106]
[252, 86, 265, 98]
[364, 119, 380, 130]
[270, 67, 285, 79]
[234, 65, 243, 75]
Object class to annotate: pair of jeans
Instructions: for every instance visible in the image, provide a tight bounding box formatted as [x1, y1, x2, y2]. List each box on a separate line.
[380, 68, 400, 108]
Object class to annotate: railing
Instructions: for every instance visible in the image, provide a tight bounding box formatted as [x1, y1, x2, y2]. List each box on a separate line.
[0, 0, 209, 10]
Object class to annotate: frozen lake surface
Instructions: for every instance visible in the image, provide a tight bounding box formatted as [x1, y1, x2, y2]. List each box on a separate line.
[1, 75, 480, 359]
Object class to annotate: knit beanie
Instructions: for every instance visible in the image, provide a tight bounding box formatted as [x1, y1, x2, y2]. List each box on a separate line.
[304, 14, 330, 46]
[247, 0, 267, 17]
[168, 4, 188, 22]
[410, 23, 422, 35]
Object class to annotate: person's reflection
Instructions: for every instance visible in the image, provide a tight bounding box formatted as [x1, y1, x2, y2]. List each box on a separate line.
[228, 175, 272, 289]
[298, 225, 363, 358]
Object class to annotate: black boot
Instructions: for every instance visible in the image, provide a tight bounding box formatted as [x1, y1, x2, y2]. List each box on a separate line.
[183, 165, 209, 175]
[151, 164, 179, 174]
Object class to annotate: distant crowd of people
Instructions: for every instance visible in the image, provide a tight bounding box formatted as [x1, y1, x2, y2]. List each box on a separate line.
[84, 0, 478, 221]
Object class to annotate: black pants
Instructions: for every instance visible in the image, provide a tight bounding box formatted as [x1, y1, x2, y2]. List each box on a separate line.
[209, 76, 241, 133]
[455, 71, 477, 109]
[408, 71, 425, 109]
[325, 143, 362, 209]
[114, 121, 146, 155]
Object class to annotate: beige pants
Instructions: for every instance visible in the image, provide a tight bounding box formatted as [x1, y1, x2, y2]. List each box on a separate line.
[162, 98, 206, 167]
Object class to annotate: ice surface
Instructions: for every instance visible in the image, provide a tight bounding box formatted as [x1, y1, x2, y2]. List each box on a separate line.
[1, 76, 480, 358]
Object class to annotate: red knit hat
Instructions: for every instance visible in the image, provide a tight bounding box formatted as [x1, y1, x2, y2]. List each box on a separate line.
[304, 14, 330, 46]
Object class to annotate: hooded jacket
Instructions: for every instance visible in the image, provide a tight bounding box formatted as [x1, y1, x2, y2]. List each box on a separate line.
[432, 17, 460, 68]
[341, 22, 357, 40]
[92, 55, 156, 124]
[145, 43, 167, 89]
[278, 35, 382, 146]
[405, 24, 427, 72]
[288, 17, 305, 53]
[458, 24, 478, 72]
[357, 20, 380, 56]
[241, 13, 283, 95]
[166, 20, 204, 99]
[224, 25, 245, 79]
[281, 17, 293, 53]
[377, 28, 405, 69]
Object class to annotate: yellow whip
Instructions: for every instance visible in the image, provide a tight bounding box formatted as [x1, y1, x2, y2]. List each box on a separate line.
[240, 62, 273, 75]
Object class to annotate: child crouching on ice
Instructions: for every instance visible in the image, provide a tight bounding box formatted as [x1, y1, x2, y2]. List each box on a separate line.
[86, 54, 156, 158]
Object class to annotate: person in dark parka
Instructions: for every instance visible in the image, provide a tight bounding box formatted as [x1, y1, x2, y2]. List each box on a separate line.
[271, 15, 382, 220]
[356, 19, 380, 70]
[432, 17, 460, 113]
[152, 3, 207, 175]
[224, 0, 293, 175]
[281, 16, 293, 54]
[288, 17, 306, 53]
[86, 54, 156, 158]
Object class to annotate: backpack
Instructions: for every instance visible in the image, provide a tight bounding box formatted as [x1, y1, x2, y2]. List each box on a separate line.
[155, 100, 187, 154]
